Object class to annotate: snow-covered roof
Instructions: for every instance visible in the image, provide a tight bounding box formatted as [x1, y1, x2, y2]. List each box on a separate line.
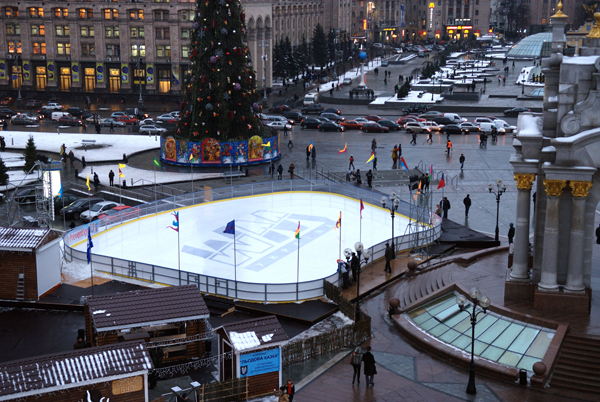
[563, 55, 599, 65]
[517, 115, 542, 136]
[216, 315, 288, 352]
[0, 227, 61, 252]
[0, 341, 152, 399]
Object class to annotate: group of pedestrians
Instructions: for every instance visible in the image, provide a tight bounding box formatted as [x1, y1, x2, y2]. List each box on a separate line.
[349, 346, 377, 387]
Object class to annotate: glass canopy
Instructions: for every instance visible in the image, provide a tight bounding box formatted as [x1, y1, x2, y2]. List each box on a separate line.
[506, 32, 553, 59]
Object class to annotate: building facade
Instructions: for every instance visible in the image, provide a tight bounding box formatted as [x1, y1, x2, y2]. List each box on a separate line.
[351, 1, 405, 44]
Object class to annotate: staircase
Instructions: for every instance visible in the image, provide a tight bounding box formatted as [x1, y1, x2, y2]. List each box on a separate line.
[16, 267, 25, 301]
[551, 334, 600, 394]
[397, 264, 454, 310]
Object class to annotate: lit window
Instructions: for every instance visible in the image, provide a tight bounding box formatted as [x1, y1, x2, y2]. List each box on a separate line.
[130, 27, 145, 38]
[104, 9, 118, 20]
[6, 25, 20, 35]
[31, 25, 45, 36]
[131, 44, 146, 57]
[57, 43, 71, 55]
[81, 44, 96, 56]
[182, 46, 190, 58]
[80, 26, 93, 37]
[106, 27, 120, 38]
[7, 41, 22, 54]
[156, 45, 171, 57]
[181, 28, 190, 39]
[32, 42, 47, 54]
[29, 7, 44, 18]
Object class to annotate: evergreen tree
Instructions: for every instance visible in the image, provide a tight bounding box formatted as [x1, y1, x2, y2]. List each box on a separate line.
[397, 81, 411, 99]
[283, 36, 296, 80]
[273, 40, 286, 81]
[23, 136, 37, 173]
[294, 36, 309, 76]
[0, 156, 8, 186]
[176, 0, 261, 141]
[311, 24, 328, 68]
[327, 29, 337, 65]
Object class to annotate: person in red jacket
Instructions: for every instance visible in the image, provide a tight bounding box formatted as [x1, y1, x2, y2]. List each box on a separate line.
[280, 378, 295, 402]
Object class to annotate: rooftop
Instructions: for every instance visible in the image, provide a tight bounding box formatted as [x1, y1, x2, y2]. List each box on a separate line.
[216, 315, 289, 352]
[507, 32, 553, 59]
[0, 227, 61, 252]
[85, 285, 210, 332]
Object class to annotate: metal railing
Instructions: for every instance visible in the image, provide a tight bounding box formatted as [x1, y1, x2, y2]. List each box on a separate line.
[64, 180, 442, 302]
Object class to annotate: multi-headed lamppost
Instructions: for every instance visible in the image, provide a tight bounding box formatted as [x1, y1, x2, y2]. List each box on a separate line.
[344, 242, 371, 322]
[488, 179, 507, 242]
[381, 192, 400, 259]
[456, 287, 491, 395]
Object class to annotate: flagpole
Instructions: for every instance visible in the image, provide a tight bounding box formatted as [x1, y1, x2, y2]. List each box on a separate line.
[90, 259, 94, 296]
[360, 211, 362, 243]
[339, 212, 342, 261]
[191, 163, 194, 194]
[153, 163, 157, 205]
[233, 231, 237, 299]
[296, 235, 300, 302]
[177, 224, 181, 285]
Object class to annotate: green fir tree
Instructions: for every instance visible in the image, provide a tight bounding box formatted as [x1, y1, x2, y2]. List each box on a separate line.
[327, 29, 337, 64]
[0, 156, 8, 186]
[23, 136, 37, 173]
[273, 40, 286, 81]
[283, 36, 296, 79]
[294, 36, 309, 77]
[176, 0, 261, 141]
[312, 24, 328, 68]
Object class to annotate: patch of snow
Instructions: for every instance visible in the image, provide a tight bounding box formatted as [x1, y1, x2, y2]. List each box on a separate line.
[541, 146, 556, 153]
[92, 310, 106, 315]
[78, 165, 222, 188]
[563, 55, 599, 65]
[517, 115, 542, 136]
[547, 96, 557, 102]
[548, 109, 557, 112]
[261, 334, 273, 342]
[288, 311, 354, 343]
[230, 331, 261, 351]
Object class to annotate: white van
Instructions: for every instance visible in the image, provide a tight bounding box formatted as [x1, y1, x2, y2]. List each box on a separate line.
[303, 92, 320, 106]
[51, 111, 71, 121]
[479, 122, 505, 134]
[442, 113, 467, 123]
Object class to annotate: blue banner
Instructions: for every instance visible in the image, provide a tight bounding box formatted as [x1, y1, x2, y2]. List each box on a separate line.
[239, 348, 280, 377]
[401, 5, 405, 27]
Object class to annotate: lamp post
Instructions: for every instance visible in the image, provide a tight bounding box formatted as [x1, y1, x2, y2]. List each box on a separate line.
[344, 242, 371, 322]
[521, 82, 525, 96]
[456, 288, 491, 395]
[15, 55, 22, 104]
[259, 39, 269, 106]
[136, 55, 144, 106]
[381, 192, 399, 258]
[488, 179, 507, 242]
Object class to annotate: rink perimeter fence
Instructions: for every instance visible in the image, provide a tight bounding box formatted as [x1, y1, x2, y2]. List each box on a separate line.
[64, 180, 442, 303]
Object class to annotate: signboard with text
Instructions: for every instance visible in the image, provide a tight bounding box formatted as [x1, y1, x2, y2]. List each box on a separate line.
[239, 348, 280, 377]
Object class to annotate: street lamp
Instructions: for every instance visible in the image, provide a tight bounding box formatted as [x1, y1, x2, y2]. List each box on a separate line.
[136, 55, 144, 106]
[261, 54, 268, 104]
[14, 55, 22, 103]
[456, 287, 491, 395]
[381, 192, 400, 258]
[488, 179, 507, 242]
[344, 242, 371, 322]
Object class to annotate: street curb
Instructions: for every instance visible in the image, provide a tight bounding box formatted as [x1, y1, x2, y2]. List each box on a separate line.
[295, 349, 352, 392]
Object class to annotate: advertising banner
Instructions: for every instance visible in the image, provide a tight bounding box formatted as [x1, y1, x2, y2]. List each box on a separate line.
[401, 5, 405, 27]
[121, 63, 130, 84]
[171, 64, 180, 86]
[47, 61, 55, 82]
[0, 61, 6, 81]
[239, 348, 280, 377]
[71, 62, 79, 82]
[96, 63, 104, 83]
[22, 60, 31, 81]
[146, 64, 155, 86]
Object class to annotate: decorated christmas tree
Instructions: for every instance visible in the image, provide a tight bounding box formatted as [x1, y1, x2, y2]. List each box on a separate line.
[176, 0, 262, 141]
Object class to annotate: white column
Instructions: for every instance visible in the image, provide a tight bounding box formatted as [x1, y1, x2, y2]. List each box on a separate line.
[538, 179, 566, 291]
[565, 181, 592, 292]
[510, 174, 535, 281]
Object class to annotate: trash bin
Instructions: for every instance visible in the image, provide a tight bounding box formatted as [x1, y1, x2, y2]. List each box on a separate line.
[519, 368, 527, 385]
[122, 153, 128, 163]
[122, 180, 127, 188]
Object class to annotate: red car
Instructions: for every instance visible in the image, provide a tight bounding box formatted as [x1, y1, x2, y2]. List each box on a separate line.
[340, 120, 363, 130]
[361, 121, 390, 133]
[116, 115, 139, 124]
[397, 116, 426, 126]
[0, 97, 14, 106]
[364, 115, 383, 122]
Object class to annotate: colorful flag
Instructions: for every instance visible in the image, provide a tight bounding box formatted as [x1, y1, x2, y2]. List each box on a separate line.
[366, 152, 375, 164]
[223, 220, 235, 235]
[262, 141, 271, 148]
[57, 184, 63, 198]
[294, 221, 300, 239]
[188, 152, 194, 162]
[167, 211, 179, 232]
[415, 180, 421, 200]
[153, 157, 161, 167]
[86, 174, 91, 191]
[338, 143, 347, 154]
[438, 173, 446, 189]
[335, 212, 341, 230]
[429, 164, 433, 179]
[119, 163, 126, 178]
[86, 228, 94, 264]
[360, 198, 364, 219]
[400, 157, 409, 172]
[308, 141, 314, 152]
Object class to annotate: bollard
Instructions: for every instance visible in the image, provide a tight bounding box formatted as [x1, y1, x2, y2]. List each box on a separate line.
[122, 180, 127, 188]
[519, 369, 527, 385]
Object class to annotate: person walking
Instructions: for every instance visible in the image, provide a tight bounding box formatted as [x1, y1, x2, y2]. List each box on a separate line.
[0, 135, 5, 151]
[446, 139, 452, 156]
[349, 154, 355, 170]
[81, 156, 86, 169]
[277, 163, 283, 180]
[363, 346, 376, 386]
[373, 157, 378, 171]
[427, 131, 433, 144]
[371, 138, 377, 154]
[288, 163, 295, 179]
[283, 125, 288, 137]
[366, 169, 373, 188]
[350, 347, 363, 385]
[463, 194, 471, 218]
[508, 223, 516, 244]
[355, 169, 362, 185]
[93, 172, 100, 191]
[108, 170, 115, 186]
[311, 144, 316, 160]
[2, 120, 7, 131]
[391, 146, 398, 169]
[109, 121, 114, 133]
[440, 197, 451, 218]
[410, 132, 417, 145]
[384, 243, 393, 273]
[306, 145, 311, 161]
[339, 259, 350, 289]
[68, 150, 75, 167]
[459, 153, 465, 169]
[351, 252, 359, 283]
[280, 379, 295, 402]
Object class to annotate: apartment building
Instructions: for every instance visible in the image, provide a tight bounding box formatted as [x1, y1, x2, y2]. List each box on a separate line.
[351, 1, 405, 44]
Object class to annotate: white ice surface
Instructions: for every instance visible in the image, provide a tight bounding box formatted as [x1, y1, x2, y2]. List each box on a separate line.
[73, 192, 417, 284]
[79, 165, 223, 188]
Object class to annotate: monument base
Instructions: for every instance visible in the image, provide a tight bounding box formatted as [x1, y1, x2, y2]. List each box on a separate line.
[533, 286, 592, 314]
[504, 269, 533, 302]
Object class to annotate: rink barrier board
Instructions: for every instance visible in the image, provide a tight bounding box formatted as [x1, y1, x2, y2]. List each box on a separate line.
[64, 180, 441, 302]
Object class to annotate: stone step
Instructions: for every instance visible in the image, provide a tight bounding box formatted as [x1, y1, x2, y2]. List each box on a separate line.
[550, 378, 600, 394]
[561, 344, 600, 358]
[556, 352, 600, 368]
[552, 367, 600, 384]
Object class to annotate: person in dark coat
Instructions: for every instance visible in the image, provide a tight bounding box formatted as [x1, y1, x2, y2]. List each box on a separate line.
[0, 135, 5, 151]
[463, 194, 471, 218]
[363, 346, 376, 386]
[384, 243, 392, 273]
[366, 169, 373, 188]
[596, 224, 600, 244]
[350, 347, 363, 385]
[2, 120, 7, 131]
[81, 156, 86, 169]
[440, 197, 451, 218]
[277, 163, 283, 180]
[108, 170, 115, 186]
[339, 259, 350, 289]
[355, 169, 362, 184]
[280, 379, 295, 402]
[93, 172, 100, 190]
[459, 153, 465, 169]
[508, 223, 515, 244]
[288, 163, 295, 179]
[311, 145, 316, 160]
[109, 121, 114, 132]
[350, 252, 359, 282]
[73, 336, 85, 350]
[68, 150, 75, 166]
[306, 145, 311, 161]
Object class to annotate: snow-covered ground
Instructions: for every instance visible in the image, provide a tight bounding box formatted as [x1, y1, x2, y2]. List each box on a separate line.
[370, 91, 443, 105]
[515, 66, 545, 87]
[0, 151, 38, 191]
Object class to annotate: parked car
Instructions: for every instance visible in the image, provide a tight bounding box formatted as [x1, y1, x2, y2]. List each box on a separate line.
[110, 111, 129, 119]
[26, 99, 42, 108]
[11, 115, 38, 125]
[340, 120, 364, 130]
[67, 107, 87, 117]
[318, 121, 345, 132]
[42, 102, 64, 111]
[14, 188, 36, 204]
[361, 122, 390, 133]
[320, 112, 345, 123]
[493, 119, 517, 133]
[283, 111, 304, 123]
[458, 122, 480, 134]
[0, 97, 14, 106]
[478, 122, 504, 134]
[156, 113, 179, 122]
[442, 113, 468, 123]
[58, 116, 83, 126]
[301, 103, 325, 114]
[432, 116, 456, 125]
[473, 117, 495, 124]
[381, 60, 389, 67]
[53, 194, 79, 212]
[268, 104, 292, 113]
[0, 108, 18, 118]
[441, 124, 464, 135]
[125, 108, 150, 120]
[37, 109, 53, 119]
[377, 120, 401, 131]
[419, 111, 443, 118]
[504, 107, 531, 117]
[397, 116, 426, 126]
[364, 115, 383, 122]
[300, 118, 323, 129]
[423, 121, 443, 132]
[60, 198, 105, 220]
[97, 205, 133, 220]
[139, 118, 160, 126]
[405, 122, 430, 133]
[80, 201, 123, 222]
[323, 107, 342, 115]
[98, 118, 126, 127]
[354, 117, 370, 124]
[342, 77, 353, 85]
[139, 124, 167, 135]
[267, 121, 293, 131]
[116, 115, 138, 124]
[402, 104, 429, 115]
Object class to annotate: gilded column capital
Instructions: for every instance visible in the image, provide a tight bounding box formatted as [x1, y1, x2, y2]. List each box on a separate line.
[569, 181, 593, 198]
[514, 173, 536, 190]
[543, 179, 567, 196]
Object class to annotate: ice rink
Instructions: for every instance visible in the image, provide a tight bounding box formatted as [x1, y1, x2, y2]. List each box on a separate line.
[75, 192, 420, 284]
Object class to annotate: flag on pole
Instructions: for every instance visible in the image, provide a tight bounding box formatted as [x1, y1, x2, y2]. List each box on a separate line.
[438, 173, 446, 189]
[167, 211, 179, 232]
[414, 180, 421, 200]
[335, 212, 341, 230]
[188, 153, 194, 162]
[338, 143, 348, 154]
[360, 198, 364, 219]
[57, 183, 63, 198]
[308, 141, 314, 152]
[261, 141, 271, 148]
[119, 163, 126, 178]
[366, 152, 375, 164]
[429, 164, 433, 180]
[294, 222, 300, 239]
[400, 157, 409, 172]
[86, 174, 91, 191]
[223, 220, 235, 235]
[86, 228, 94, 264]
[153, 157, 161, 167]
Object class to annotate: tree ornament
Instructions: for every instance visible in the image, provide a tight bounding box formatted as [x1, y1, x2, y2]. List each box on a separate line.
[210, 56, 217, 64]
[234, 83, 241, 90]
[221, 28, 228, 35]
[205, 103, 213, 111]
